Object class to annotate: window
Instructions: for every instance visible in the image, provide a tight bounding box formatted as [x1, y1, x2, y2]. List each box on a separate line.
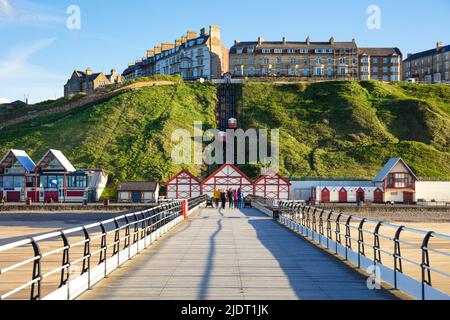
[327, 68, 333, 76]
[391, 66, 398, 72]
[288, 68, 296, 75]
[391, 58, 398, 63]
[327, 58, 333, 64]
[248, 67, 256, 76]
[315, 67, 322, 76]
[303, 58, 308, 65]
[373, 67, 378, 72]
[382, 75, 389, 81]
[287, 49, 295, 54]
[383, 58, 388, 64]
[67, 175, 87, 188]
[300, 49, 308, 54]
[262, 67, 269, 75]
[316, 58, 322, 64]
[276, 57, 282, 64]
[372, 58, 378, 63]
[361, 66, 369, 72]
[338, 67, 347, 75]
[248, 58, 255, 65]
[302, 68, 309, 76]
[361, 57, 368, 63]
[290, 58, 297, 64]
[391, 75, 399, 81]
[372, 75, 378, 80]
[236, 49, 243, 54]
[262, 58, 270, 64]
[387, 173, 413, 188]
[383, 66, 388, 72]
[262, 49, 271, 54]
[274, 49, 283, 54]
[247, 48, 254, 54]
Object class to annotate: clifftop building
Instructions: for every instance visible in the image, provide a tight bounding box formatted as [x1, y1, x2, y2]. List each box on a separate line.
[403, 42, 450, 83]
[229, 37, 359, 79]
[64, 68, 123, 98]
[122, 25, 229, 81]
[229, 37, 402, 82]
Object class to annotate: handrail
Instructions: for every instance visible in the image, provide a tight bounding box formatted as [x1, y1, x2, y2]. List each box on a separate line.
[0, 196, 206, 300]
[277, 201, 450, 300]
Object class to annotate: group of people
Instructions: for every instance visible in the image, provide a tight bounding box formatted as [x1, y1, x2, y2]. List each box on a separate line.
[213, 188, 244, 209]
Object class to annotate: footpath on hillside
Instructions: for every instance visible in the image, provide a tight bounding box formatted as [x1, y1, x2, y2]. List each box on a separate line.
[0, 81, 175, 130]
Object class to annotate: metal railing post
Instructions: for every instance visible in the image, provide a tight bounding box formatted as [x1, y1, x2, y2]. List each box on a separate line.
[81, 227, 91, 289]
[59, 232, 71, 300]
[345, 216, 353, 261]
[374, 222, 383, 265]
[421, 231, 434, 300]
[358, 218, 366, 262]
[393, 226, 404, 290]
[335, 213, 342, 253]
[30, 239, 42, 300]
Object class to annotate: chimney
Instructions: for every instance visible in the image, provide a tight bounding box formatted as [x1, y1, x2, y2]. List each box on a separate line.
[200, 27, 206, 36]
[186, 31, 197, 40]
[234, 40, 240, 46]
[175, 39, 182, 47]
[85, 68, 93, 75]
[306, 36, 310, 45]
[154, 46, 161, 54]
[181, 36, 187, 44]
[352, 38, 356, 44]
[111, 69, 116, 75]
[329, 37, 335, 45]
[282, 37, 287, 45]
[147, 49, 155, 58]
[161, 42, 175, 51]
[258, 36, 264, 45]
[437, 41, 443, 49]
[407, 53, 412, 58]
[209, 25, 220, 39]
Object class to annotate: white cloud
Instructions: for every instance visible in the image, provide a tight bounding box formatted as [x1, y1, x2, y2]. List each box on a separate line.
[0, 0, 15, 17]
[0, 38, 66, 103]
[0, 0, 65, 28]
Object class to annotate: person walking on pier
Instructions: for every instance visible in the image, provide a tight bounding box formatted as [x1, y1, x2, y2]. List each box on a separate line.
[220, 190, 227, 209]
[213, 188, 220, 208]
[228, 189, 234, 209]
[237, 188, 243, 209]
[233, 190, 238, 209]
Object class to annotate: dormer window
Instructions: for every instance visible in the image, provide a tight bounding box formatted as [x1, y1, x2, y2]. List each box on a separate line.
[262, 49, 271, 54]
[274, 49, 283, 54]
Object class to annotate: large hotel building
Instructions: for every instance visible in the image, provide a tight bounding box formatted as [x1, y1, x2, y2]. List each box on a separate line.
[229, 37, 402, 81]
[122, 26, 229, 81]
[403, 42, 450, 84]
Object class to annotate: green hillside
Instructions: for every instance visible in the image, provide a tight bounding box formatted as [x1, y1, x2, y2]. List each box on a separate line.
[0, 82, 217, 195]
[1, 80, 449, 197]
[237, 81, 450, 179]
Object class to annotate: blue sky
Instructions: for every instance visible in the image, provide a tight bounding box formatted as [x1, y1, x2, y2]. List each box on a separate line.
[0, 0, 449, 103]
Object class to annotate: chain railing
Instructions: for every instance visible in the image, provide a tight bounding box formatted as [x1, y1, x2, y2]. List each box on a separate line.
[0, 197, 206, 300]
[277, 201, 450, 300]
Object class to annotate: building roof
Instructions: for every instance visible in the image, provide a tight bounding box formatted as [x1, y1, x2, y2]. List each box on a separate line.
[35, 149, 76, 173]
[374, 158, 418, 182]
[165, 169, 201, 186]
[230, 39, 357, 54]
[74, 70, 104, 82]
[118, 181, 159, 192]
[404, 44, 450, 62]
[201, 162, 253, 186]
[254, 172, 292, 186]
[358, 47, 402, 56]
[0, 149, 36, 172]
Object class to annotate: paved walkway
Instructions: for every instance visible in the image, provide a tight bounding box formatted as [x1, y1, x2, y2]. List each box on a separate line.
[79, 207, 395, 300]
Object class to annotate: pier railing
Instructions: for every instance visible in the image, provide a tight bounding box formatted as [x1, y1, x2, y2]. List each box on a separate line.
[0, 196, 206, 300]
[278, 201, 450, 300]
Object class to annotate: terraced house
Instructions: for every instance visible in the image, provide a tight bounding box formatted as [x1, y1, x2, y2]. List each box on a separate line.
[403, 42, 450, 83]
[122, 25, 229, 81]
[358, 48, 402, 81]
[229, 37, 359, 79]
[229, 37, 402, 82]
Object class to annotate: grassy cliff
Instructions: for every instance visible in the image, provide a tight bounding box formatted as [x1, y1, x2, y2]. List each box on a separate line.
[237, 81, 450, 179]
[0, 82, 217, 190]
[1, 80, 449, 193]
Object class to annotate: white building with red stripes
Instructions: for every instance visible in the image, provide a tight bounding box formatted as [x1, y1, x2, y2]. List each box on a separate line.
[254, 172, 291, 200]
[201, 163, 254, 197]
[165, 169, 201, 200]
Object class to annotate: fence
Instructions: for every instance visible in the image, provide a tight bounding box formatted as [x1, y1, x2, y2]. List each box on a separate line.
[0, 196, 206, 300]
[277, 201, 450, 300]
